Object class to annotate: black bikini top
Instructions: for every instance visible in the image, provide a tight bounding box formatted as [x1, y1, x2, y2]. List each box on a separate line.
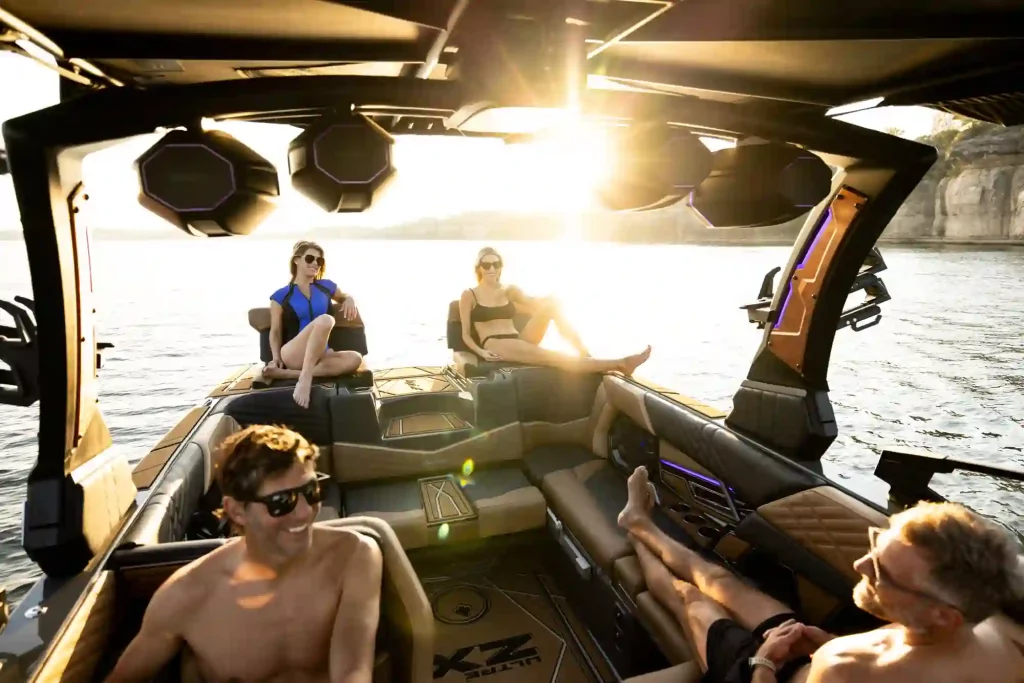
[468, 289, 516, 323]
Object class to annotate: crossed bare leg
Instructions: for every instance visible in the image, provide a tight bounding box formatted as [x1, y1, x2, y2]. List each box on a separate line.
[617, 466, 793, 669]
[263, 351, 362, 408]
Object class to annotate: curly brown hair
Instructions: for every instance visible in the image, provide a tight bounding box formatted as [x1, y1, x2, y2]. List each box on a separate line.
[216, 424, 319, 502]
[893, 501, 1024, 624]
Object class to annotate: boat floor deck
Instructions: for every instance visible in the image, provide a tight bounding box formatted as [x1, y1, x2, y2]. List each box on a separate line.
[413, 544, 611, 683]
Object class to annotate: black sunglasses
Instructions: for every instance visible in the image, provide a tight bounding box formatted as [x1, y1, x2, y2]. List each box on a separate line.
[479, 260, 502, 270]
[303, 254, 325, 267]
[246, 473, 326, 518]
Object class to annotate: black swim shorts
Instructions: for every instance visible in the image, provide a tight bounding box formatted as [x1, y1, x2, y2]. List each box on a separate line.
[702, 612, 812, 683]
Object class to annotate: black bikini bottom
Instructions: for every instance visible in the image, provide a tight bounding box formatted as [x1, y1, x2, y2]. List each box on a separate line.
[481, 333, 520, 346]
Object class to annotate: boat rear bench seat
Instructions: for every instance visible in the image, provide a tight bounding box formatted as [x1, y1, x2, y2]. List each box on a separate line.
[525, 441, 696, 667]
[343, 466, 547, 549]
[517, 375, 712, 672]
[332, 369, 700, 672]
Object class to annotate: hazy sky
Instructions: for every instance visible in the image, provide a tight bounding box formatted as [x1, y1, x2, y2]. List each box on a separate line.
[0, 52, 941, 233]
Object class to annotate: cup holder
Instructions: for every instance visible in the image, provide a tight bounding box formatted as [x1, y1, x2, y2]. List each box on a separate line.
[683, 514, 704, 525]
[670, 503, 691, 514]
[698, 526, 718, 540]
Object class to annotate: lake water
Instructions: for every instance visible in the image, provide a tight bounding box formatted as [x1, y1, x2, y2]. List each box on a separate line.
[1, 237, 1022, 603]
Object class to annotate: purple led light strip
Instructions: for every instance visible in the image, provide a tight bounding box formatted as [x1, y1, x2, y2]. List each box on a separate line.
[660, 459, 735, 494]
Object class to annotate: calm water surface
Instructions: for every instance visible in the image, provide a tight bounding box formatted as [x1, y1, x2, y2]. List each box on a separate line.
[1, 238, 1022, 602]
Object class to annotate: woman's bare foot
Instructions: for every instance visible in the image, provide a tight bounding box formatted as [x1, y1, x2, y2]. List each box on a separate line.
[617, 465, 658, 532]
[293, 374, 313, 409]
[619, 345, 652, 376]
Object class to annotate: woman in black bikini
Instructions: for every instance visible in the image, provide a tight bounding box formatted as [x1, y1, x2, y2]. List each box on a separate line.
[459, 247, 651, 375]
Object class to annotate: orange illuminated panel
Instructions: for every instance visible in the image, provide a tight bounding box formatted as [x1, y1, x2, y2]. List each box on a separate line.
[768, 188, 867, 373]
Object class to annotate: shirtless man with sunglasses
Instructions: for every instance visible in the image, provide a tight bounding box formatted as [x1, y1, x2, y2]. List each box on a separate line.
[107, 425, 382, 683]
[617, 466, 1024, 683]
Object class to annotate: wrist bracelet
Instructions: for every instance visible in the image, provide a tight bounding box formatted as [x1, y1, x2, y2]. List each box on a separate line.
[748, 656, 777, 674]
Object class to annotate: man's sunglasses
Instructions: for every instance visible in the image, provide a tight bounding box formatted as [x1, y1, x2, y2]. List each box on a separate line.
[866, 526, 961, 610]
[246, 473, 327, 518]
[479, 260, 502, 270]
[303, 254, 325, 267]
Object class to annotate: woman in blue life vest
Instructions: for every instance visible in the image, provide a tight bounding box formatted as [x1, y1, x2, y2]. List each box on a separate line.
[264, 240, 362, 407]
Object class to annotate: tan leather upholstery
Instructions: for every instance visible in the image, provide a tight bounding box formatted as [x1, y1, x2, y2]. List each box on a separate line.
[32, 571, 117, 683]
[542, 465, 631, 572]
[132, 404, 208, 488]
[321, 517, 434, 683]
[602, 375, 655, 433]
[758, 486, 887, 584]
[467, 472, 546, 538]
[332, 423, 523, 483]
[624, 662, 703, 683]
[248, 306, 365, 330]
[345, 467, 546, 550]
[635, 591, 693, 665]
[613, 555, 645, 598]
[78, 453, 138, 554]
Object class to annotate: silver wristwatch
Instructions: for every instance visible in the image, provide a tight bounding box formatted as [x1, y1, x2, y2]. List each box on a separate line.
[748, 656, 778, 674]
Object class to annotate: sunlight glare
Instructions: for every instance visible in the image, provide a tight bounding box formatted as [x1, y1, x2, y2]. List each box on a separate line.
[517, 122, 611, 212]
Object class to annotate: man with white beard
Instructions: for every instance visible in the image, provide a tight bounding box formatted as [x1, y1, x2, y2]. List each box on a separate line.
[617, 466, 1024, 683]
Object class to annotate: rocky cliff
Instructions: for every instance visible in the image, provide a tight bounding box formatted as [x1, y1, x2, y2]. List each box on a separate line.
[884, 125, 1024, 242]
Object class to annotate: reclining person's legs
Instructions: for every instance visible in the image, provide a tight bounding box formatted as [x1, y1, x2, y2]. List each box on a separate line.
[631, 535, 730, 670]
[485, 337, 650, 376]
[618, 466, 792, 631]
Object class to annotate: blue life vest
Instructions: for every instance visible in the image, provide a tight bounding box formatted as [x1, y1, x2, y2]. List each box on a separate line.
[270, 278, 338, 343]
